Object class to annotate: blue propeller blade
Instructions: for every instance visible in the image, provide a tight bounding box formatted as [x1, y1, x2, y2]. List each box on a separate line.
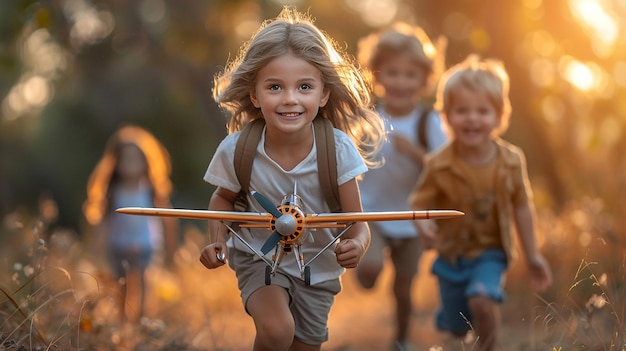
[251, 191, 282, 218]
[261, 231, 282, 254]
[251, 191, 283, 254]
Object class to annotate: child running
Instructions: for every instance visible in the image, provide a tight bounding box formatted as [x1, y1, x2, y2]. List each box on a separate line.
[409, 55, 552, 351]
[355, 22, 448, 351]
[198, 7, 385, 351]
[84, 125, 178, 322]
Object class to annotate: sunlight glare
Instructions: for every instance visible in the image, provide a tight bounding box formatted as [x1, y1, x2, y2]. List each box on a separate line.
[344, 0, 398, 27]
[2, 75, 54, 122]
[5, 88, 27, 119]
[568, 0, 618, 58]
[24, 29, 68, 77]
[64, 0, 115, 48]
[560, 56, 597, 91]
[21, 75, 52, 106]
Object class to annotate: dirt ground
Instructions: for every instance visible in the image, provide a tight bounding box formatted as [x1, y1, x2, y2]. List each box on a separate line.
[180, 250, 540, 351]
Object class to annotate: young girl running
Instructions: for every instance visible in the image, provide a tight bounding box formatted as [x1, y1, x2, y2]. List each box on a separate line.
[84, 125, 178, 322]
[198, 7, 385, 351]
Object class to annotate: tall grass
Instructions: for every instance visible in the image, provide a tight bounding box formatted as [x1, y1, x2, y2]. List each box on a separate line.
[1, 196, 624, 350]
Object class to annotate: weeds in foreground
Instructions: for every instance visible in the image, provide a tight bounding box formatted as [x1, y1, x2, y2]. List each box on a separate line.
[1, 197, 625, 350]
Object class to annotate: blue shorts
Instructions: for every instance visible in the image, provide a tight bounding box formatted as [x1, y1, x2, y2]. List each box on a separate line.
[432, 249, 507, 335]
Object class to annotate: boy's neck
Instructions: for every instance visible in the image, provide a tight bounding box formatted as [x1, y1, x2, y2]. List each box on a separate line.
[455, 141, 498, 166]
[382, 105, 417, 118]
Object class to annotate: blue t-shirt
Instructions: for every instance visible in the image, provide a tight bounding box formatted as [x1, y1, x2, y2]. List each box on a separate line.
[108, 185, 161, 252]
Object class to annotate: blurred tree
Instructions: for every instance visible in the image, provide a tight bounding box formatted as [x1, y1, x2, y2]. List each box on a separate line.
[1, 0, 624, 237]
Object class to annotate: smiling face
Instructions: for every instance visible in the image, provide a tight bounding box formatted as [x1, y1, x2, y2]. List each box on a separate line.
[445, 87, 500, 150]
[250, 53, 330, 136]
[374, 54, 427, 116]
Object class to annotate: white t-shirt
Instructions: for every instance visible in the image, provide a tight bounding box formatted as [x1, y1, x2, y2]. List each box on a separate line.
[204, 125, 367, 285]
[359, 105, 447, 238]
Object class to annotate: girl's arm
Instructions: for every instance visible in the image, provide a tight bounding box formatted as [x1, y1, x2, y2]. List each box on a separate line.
[334, 178, 370, 268]
[199, 187, 238, 269]
[514, 201, 552, 292]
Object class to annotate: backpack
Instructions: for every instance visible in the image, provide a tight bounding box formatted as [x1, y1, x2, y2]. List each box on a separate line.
[233, 116, 342, 213]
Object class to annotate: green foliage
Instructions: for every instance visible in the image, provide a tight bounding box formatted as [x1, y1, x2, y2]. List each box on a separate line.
[1, 0, 625, 239]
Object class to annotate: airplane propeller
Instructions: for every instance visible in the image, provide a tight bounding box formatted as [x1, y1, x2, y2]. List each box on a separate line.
[252, 191, 288, 254]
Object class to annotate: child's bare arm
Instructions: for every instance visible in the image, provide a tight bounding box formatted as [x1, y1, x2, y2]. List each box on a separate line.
[199, 187, 238, 269]
[392, 134, 426, 165]
[514, 202, 552, 292]
[334, 178, 370, 268]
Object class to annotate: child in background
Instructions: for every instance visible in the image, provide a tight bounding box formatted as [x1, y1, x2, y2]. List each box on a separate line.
[198, 7, 385, 351]
[409, 55, 552, 351]
[355, 22, 448, 351]
[84, 125, 178, 322]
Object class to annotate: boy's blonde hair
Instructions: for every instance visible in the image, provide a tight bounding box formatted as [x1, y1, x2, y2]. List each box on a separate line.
[435, 55, 512, 136]
[357, 22, 446, 95]
[213, 7, 384, 167]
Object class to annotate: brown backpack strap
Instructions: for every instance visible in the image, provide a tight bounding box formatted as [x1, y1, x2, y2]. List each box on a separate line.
[234, 118, 265, 198]
[417, 105, 431, 149]
[314, 117, 341, 213]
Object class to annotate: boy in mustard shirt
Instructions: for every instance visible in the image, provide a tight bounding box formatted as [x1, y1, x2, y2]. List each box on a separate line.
[409, 55, 552, 351]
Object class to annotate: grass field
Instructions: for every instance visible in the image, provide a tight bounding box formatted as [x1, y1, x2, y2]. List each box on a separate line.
[1, 197, 625, 350]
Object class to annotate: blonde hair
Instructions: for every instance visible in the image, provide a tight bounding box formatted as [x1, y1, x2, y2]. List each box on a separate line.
[212, 7, 384, 167]
[357, 22, 446, 96]
[83, 125, 172, 225]
[435, 55, 512, 136]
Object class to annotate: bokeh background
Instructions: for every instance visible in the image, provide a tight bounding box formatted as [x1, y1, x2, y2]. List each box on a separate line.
[1, 0, 625, 350]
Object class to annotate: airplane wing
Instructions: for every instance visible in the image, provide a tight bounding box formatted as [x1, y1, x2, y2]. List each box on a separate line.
[306, 210, 463, 224]
[116, 207, 463, 226]
[116, 207, 272, 223]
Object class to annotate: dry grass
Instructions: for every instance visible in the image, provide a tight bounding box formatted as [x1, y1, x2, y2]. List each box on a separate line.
[1, 197, 625, 351]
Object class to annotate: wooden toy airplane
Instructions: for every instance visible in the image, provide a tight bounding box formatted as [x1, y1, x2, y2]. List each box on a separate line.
[117, 186, 463, 285]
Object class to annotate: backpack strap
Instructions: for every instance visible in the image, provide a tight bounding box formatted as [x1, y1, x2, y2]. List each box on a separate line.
[313, 117, 341, 213]
[233, 117, 341, 212]
[233, 118, 265, 210]
[417, 106, 432, 149]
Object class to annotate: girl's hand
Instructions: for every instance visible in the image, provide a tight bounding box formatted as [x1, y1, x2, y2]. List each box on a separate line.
[334, 238, 365, 268]
[199, 242, 228, 269]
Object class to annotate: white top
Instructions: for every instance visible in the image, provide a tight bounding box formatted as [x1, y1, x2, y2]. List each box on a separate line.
[204, 125, 367, 285]
[359, 105, 447, 238]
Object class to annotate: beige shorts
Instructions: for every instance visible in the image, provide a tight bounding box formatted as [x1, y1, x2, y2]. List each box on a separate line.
[228, 249, 342, 345]
[361, 223, 423, 277]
